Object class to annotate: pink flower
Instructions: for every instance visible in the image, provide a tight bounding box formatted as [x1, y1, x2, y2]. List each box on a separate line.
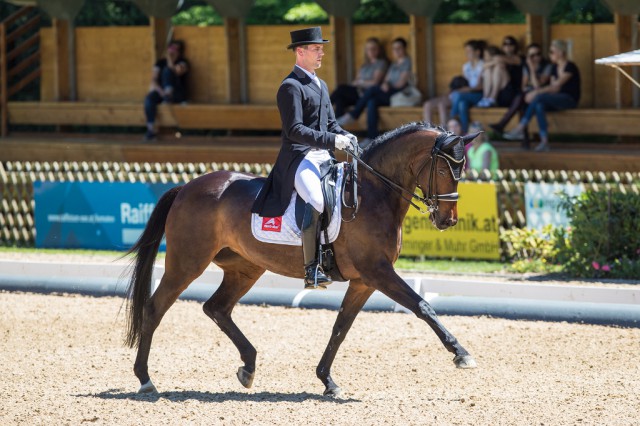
[602, 264, 611, 272]
[592, 261, 600, 270]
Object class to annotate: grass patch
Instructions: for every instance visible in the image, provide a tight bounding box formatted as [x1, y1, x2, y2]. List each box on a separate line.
[0, 247, 507, 274]
[394, 257, 507, 274]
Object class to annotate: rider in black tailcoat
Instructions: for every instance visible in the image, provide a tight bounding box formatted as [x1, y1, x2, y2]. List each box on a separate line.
[251, 27, 358, 289]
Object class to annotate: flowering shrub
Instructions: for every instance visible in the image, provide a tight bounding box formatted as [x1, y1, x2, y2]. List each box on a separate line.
[558, 189, 640, 279]
[500, 189, 640, 279]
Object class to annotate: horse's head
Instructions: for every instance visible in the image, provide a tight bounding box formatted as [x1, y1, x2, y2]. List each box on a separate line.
[415, 130, 479, 230]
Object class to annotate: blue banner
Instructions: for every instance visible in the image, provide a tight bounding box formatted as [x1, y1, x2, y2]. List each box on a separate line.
[33, 181, 179, 250]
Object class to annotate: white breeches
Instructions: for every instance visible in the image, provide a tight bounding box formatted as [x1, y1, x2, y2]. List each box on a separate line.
[294, 149, 331, 213]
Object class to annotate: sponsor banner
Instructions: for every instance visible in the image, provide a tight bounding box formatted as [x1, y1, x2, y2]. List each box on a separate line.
[33, 181, 178, 250]
[524, 182, 584, 231]
[401, 182, 500, 260]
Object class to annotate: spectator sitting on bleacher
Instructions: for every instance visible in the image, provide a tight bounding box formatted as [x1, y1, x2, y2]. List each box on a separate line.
[337, 37, 413, 142]
[331, 37, 388, 117]
[465, 122, 499, 173]
[422, 39, 484, 127]
[489, 42, 552, 147]
[450, 44, 515, 133]
[503, 39, 581, 152]
[477, 36, 523, 108]
[143, 40, 189, 141]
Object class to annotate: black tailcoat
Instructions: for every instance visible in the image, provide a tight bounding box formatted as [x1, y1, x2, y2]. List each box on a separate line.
[251, 66, 348, 217]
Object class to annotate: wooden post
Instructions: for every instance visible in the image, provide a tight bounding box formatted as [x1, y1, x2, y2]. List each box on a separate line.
[633, 14, 639, 107]
[52, 19, 71, 101]
[224, 17, 246, 104]
[150, 17, 170, 64]
[525, 13, 548, 51]
[1, 22, 7, 137]
[330, 15, 351, 85]
[409, 15, 431, 98]
[614, 13, 633, 108]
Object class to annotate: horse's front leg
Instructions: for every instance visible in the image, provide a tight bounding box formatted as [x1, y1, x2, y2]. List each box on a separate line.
[316, 279, 374, 397]
[361, 261, 477, 369]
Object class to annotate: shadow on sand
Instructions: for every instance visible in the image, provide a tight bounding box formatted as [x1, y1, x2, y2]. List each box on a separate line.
[76, 388, 360, 404]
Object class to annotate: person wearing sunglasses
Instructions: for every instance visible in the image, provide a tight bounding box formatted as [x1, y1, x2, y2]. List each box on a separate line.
[503, 39, 581, 151]
[476, 36, 523, 108]
[489, 43, 552, 147]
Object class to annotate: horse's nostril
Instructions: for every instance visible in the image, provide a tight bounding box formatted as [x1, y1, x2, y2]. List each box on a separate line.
[449, 217, 458, 226]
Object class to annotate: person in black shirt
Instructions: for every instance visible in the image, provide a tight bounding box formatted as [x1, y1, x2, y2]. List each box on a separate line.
[143, 40, 189, 141]
[503, 39, 580, 151]
[490, 43, 553, 147]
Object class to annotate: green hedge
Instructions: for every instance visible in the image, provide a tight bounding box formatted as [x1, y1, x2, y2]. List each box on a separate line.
[502, 189, 640, 279]
[560, 190, 640, 279]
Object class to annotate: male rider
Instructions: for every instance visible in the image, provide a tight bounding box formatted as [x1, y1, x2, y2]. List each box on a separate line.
[251, 27, 358, 289]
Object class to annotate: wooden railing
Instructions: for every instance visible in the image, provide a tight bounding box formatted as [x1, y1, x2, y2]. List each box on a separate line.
[0, 6, 41, 137]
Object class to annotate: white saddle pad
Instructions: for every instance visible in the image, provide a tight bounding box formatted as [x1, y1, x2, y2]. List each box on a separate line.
[251, 165, 344, 246]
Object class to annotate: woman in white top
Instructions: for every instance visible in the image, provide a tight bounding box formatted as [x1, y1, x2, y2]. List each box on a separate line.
[422, 39, 484, 127]
[330, 37, 388, 117]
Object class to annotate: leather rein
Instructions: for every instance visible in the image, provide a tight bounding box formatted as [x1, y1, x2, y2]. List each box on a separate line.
[342, 132, 465, 219]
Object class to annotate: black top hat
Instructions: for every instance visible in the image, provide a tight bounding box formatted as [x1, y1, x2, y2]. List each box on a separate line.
[287, 27, 329, 50]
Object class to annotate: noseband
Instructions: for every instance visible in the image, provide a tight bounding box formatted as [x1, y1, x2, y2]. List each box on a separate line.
[345, 131, 465, 215]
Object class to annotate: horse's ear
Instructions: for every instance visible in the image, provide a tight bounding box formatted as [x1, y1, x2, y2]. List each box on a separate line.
[461, 132, 482, 146]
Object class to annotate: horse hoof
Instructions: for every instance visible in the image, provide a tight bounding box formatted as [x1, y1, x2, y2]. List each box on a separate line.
[138, 380, 158, 394]
[236, 366, 255, 389]
[454, 355, 477, 369]
[323, 386, 342, 398]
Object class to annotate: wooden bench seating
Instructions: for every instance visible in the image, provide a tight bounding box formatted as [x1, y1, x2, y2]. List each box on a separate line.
[6, 102, 283, 130]
[373, 106, 640, 136]
[6, 101, 640, 136]
[5, 102, 640, 171]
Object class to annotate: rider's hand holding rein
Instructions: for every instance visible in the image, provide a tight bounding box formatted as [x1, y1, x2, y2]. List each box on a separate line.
[335, 134, 358, 153]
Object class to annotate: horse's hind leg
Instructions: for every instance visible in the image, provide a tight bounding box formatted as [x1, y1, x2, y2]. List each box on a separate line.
[316, 279, 374, 397]
[203, 258, 265, 389]
[133, 269, 201, 393]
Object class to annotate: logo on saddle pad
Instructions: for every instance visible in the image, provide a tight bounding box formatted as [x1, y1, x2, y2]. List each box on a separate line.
[261, 216, 282, 232]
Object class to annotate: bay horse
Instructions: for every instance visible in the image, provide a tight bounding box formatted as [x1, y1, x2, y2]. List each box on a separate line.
[124, 122, 479, 396]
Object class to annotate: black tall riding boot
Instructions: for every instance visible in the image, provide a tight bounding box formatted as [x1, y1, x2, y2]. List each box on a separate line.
[301, 203, 331, 289]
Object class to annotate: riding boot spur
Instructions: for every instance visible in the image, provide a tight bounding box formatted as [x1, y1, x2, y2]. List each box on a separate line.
[301, 203, 331, 290]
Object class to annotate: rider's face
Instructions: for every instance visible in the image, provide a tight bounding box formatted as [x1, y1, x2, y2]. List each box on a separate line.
[297, 44, 324, 72]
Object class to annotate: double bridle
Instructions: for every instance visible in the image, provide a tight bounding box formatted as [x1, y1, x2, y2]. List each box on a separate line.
[343, 131, 465, 218]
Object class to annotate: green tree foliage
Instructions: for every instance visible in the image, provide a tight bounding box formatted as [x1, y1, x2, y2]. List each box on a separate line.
[246, 0, 312, 25]
[172, 5, 222, 26]
[2, 0, 618, 27]
[75, 0, 148, 26]
[550, 0, 612, 23]
[352, 0, 408, 24]
[283, 2, 327, 24]
[434, 0, 521, 24]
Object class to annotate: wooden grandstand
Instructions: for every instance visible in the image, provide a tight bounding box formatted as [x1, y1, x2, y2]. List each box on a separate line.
[0, 3, 639, 173]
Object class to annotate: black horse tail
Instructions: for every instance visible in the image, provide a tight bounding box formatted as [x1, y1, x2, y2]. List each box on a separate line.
[124, 185, 183, 349]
